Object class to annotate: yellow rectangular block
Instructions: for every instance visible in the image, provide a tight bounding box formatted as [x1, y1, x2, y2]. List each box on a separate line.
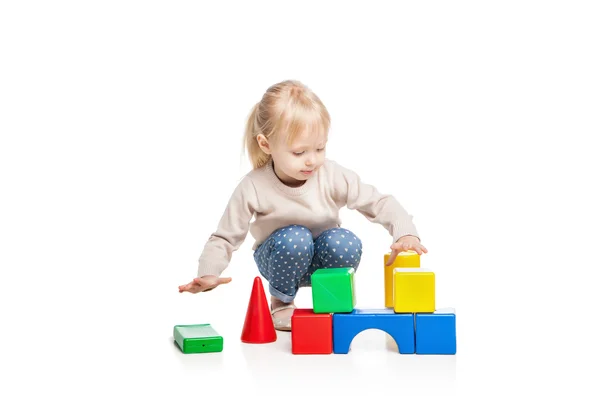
[384, 251, 420, 308]
[393, 267, 435, 313]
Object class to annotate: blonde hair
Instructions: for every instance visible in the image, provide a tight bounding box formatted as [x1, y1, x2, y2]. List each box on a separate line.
[243, 80, 331, 169]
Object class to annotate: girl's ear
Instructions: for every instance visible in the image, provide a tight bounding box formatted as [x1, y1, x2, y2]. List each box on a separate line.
[256, 134, 271, 154]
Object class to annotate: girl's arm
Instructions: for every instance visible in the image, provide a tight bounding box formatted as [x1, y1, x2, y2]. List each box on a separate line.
[330, 160, 420, 244]
[196, 175, 259, 278]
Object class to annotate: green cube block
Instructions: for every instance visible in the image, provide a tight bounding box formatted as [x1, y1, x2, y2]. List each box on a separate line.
[311, 267, 356, 313]
[173, 324, 223, 354]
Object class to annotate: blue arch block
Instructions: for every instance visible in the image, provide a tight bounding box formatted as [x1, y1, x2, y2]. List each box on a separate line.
[332, 309, 415, 354]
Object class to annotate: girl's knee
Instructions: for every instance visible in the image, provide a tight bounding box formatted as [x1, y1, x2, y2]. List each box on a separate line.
[317, 228, 362, 269]
[322, 228, 362, 250]
[272, 225, 315, 253]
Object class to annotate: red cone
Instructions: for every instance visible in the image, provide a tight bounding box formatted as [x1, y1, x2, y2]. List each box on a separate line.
[241, 276, 277, 343]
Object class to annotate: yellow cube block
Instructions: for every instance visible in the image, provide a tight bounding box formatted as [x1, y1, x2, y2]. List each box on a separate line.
[393, 268, 435, 313]
[383, 251, 420, 308]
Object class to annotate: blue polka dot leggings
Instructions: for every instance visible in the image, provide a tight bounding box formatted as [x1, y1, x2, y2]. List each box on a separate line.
[253, 224, 363, 303]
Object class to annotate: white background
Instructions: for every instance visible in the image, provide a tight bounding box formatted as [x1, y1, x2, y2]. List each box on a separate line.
[1, 1, 599, 399]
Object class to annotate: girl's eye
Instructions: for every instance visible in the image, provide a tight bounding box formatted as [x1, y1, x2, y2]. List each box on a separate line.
[317, 148, 325, 152]
[293, 152, 304, 156]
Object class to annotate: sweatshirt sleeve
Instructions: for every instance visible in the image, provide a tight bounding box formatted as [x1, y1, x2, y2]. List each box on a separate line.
[196, 175, 259, 277]
[330, 161, 420, 244]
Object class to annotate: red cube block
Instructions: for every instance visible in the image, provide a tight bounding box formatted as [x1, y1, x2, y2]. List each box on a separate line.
[291, 308, 332, 354]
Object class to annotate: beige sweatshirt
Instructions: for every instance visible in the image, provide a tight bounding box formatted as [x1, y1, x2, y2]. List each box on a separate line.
[197, 158, 420, 277]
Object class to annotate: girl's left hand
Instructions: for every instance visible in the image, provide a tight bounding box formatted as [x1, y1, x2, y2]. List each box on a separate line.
[385, 235, 428, 266]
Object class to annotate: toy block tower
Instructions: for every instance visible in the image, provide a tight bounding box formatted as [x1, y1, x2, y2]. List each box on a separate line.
[289, 253, 457, 356]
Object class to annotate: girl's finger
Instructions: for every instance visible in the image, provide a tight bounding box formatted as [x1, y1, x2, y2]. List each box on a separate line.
[179, 284, 190, 293]
[385, 249, 399, 266]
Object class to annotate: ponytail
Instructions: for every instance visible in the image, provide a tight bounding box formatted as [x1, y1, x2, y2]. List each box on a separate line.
[243, 102, 271, 169]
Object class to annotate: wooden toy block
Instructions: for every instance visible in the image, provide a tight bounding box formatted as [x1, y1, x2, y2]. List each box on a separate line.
[393, 268, 435, 313]
[291, 308, 332, 354]
[311, 267, 356, 313]
[173, 323, 223, 354]
[384, 250, 420, 307]
[332, 309, 415, 354]
[415, 308, 456, 354]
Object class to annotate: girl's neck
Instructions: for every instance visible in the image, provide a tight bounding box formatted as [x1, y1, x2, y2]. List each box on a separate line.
[265, 160, 316, 197]
[272, 160, 305, 188]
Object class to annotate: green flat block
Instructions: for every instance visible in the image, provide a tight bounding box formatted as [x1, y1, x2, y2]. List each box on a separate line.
[173, 324, 223, 354]
[311, 267, 356, 313]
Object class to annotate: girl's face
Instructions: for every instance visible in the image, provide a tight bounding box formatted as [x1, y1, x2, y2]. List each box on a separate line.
[259, 130, 327, 187]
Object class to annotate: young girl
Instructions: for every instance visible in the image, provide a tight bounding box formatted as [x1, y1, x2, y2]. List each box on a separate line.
[178, 80, 427, 331]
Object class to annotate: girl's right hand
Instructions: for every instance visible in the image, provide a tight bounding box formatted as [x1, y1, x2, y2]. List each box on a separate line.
[178, 275, 232, 293]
